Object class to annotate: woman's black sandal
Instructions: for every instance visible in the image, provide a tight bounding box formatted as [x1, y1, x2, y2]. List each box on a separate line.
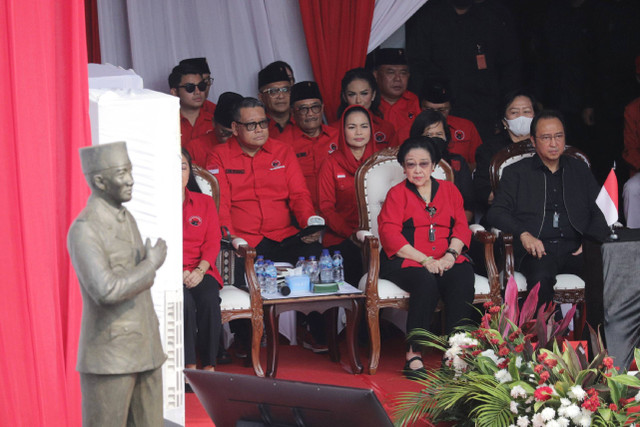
[403, 356, 427, 380]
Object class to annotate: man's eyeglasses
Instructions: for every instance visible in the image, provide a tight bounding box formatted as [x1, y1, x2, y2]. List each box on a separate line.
[295, 104, 322, 115]
[178, 80, 208, 93]
[261, 87, 290, 97]
[535, 133, 565, 143]
[217, 128, 233, 138]
[235, 119, 270, 131]
[204, 77, 214, 87]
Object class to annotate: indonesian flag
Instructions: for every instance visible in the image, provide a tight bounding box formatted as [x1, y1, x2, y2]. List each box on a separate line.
[595, 168, 618, 226]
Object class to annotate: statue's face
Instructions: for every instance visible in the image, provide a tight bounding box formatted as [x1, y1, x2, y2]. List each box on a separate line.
[97, 164, 134, 204]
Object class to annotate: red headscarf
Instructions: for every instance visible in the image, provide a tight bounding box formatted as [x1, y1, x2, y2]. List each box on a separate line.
[333, 105, 378, 175]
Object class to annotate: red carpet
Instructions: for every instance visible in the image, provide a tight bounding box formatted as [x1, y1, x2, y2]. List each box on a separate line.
[185, 331, 440, 426]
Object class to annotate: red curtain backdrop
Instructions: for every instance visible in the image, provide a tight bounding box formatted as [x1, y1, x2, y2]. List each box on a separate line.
[298, 0, 375, 122]
[85, 0, 101, 63]
[1, 0, 90, 425]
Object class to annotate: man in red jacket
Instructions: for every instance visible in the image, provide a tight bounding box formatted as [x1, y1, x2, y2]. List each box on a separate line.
[258, 62, 296, 140]
[370, 48, 421, 132]
[289, 81, 339, 210]
[169, 63, 215, 149]
[419, 77, 483, 171]
[207, 97, 328, 352]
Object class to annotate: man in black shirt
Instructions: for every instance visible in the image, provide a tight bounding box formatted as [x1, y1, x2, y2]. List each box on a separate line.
[487, 110, 608, 305]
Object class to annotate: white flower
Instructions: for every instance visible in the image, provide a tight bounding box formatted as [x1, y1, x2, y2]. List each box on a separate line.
[511, 385, 528, 399]
[511, 401, 519, 414]
[572, 409, 592, 427]
[563, 404, 581, 419]
[532, 413, 546, 427]
[517, 416, 530, 427]
[635, 390, 640, 402]
[448, 332, 477, 347]
[481, 349, 499, 364]
[559, 398, 571, 407]
[495, 369, 513, 383]
[452, 355, 468, 372]
[515, 355, 523, 368]
[545, 420, 561, 427]
[444, 344, 462, 360]
[568, 385, 587, 401]
[556, 417, 570, 427]
[541, 407, 556, 421]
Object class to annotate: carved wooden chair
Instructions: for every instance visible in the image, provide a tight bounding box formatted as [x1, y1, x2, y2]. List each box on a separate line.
[354, 147, 501, 374]
[192, 165, 265, 377]
[489, 141, 590, 338]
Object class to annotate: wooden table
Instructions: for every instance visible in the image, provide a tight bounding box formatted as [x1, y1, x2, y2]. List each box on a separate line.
[262, 285, 365, 378]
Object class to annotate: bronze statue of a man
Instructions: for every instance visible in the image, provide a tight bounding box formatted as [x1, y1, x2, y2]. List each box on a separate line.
[68, 141, 167, 426]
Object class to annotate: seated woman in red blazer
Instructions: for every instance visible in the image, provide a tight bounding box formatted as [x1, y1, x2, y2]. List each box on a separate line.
[317, 105, 378, 286]
[182, 148, 223, 372]
[377, 137, 474, 379]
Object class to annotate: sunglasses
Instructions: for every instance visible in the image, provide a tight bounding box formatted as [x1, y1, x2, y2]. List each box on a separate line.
[295, 104, 322, 115]
[178, 80, 208, 93]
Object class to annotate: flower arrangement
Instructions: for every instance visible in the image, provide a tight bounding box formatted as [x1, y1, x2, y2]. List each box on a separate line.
[393, 277, 640, 427]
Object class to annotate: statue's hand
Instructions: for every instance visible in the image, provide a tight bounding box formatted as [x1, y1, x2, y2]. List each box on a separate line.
[145, 238, 167, 269]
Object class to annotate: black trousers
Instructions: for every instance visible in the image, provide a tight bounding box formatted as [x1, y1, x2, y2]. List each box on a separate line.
[382, 262, 475, 350]
[184, 274, 222, 366]
[519, 239, 583, 307]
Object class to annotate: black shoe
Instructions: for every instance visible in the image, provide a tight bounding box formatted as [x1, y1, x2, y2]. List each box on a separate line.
[217, 348, 232, 365]
[403, 356, 427, 380]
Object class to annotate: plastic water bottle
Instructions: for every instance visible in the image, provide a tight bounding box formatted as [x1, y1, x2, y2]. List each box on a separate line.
[254, 255, 265, 293]
[319, 249, 333, 283]
[264, 260, 278, 295]
[305, 256, 319, 284]
[295, 256, 306, 270]
[332, 250, 344, 285]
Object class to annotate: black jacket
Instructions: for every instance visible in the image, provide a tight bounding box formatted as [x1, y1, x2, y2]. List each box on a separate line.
[487, 154, 609, 262]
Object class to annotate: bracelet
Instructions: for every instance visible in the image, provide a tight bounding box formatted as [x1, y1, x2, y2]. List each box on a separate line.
[195, 266, 206, 274]
[445, 248, 459, 259]
[419, 256, 433, 266]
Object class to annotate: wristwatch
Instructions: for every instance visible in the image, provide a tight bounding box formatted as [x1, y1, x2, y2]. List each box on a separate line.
[445, 248, 459, 259]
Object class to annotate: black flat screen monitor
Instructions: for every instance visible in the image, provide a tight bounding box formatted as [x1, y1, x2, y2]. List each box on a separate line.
[184, 370, 393, 427]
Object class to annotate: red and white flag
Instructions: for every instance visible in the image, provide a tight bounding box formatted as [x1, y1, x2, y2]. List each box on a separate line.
[595, 168, 618, 226]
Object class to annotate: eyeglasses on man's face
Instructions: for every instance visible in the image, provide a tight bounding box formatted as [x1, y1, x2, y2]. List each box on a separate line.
[179, 80, 208, 93]
[235, 119, 270, 131]
[295, 104, 322, 115]
[261, 87, 290, 97]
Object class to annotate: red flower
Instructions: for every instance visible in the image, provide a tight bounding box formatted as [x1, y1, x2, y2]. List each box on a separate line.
[509, 331, 521, 341]
[603, 357, 614, 369]
[499, 347, 510, 357]
[604, 372, 612, 377]
[544, 358, 558, 368]
[489, 306, 501, 314]
[534, 364, 544, 374]
[498, 358, 510, 369]
[538, 371, 550, 384]
[490, 338, 500, 345]
[610, 403, 618, 411]
[582, 390, 600, 412]
[514, 344, 524, 353]
[472, 350, 482, 356]
[558, 369, 565, 374]
[537, 353, 548, 362]
[534, 386, 553, 401]
[483, 301, 494, 309]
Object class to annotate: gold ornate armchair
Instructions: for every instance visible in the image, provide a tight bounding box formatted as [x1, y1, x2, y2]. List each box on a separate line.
[353, 147, 501, 374]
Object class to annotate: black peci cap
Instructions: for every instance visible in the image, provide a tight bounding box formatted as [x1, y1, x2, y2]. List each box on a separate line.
[214, 92, 243, 128]
[290, 81, 322, 105]
[420, 77, 451, 104]
[258, 63, 290, 89]
[179, 57, 211, 75]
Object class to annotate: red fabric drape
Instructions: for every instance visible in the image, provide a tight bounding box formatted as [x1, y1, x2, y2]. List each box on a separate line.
[1, 0, 90, 425]
[85, 0, 101, 63]
[298, 0, 375, 122]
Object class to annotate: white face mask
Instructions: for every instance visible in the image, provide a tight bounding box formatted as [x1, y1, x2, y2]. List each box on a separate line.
[504, 116, 533, 137]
